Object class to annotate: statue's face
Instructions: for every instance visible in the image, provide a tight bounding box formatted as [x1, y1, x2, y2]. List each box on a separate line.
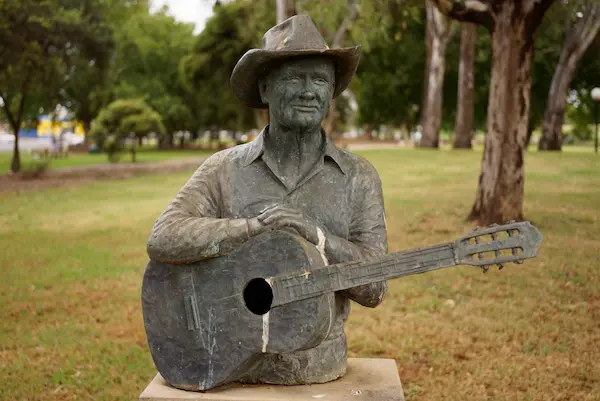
[259, 57, 335, 131]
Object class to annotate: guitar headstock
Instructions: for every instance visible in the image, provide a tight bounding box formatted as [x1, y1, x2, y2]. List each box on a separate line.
[454, 221, 542, 272]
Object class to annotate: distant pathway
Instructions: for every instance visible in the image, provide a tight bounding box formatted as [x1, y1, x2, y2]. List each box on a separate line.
[0, 156, 207, 194]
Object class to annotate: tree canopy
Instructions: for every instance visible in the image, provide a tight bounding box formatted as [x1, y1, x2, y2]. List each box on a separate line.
[180, 0, 275, 133]
[2, 0, 600, 174]
[0, 0, 114, 172]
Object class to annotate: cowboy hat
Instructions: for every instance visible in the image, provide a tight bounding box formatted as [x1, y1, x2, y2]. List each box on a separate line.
[230, 14, 360, 109]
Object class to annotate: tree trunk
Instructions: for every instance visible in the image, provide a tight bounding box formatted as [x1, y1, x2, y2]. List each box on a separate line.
[254, 109, 269, 129]
[420, 0, 454, 148]
[82, 119, 92, 147]
[453, 22, 476, 149]
[468, 7, 532, 225]
[322, 0, 358, 137]
[10, 123, 21, 173]
[2, 98, 25, 173]
[323, 98, 338, 136]
[276, 0, 295, 23]
[539, 6, 600, 151]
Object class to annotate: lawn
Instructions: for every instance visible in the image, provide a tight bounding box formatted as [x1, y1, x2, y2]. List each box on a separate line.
[0, 148, 214, 173]
[1, 147, 599, 401]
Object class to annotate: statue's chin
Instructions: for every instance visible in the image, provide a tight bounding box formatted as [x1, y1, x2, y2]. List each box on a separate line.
[288, 117, 323, 132]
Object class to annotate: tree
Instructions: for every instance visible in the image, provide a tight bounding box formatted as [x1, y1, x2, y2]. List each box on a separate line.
[353, 2, 426, 134]
[180, 0, 275, 134]
[61, 0, 150, 145]
[111, 9, 196, 148]
[538, 0, 600, 151]
[0, 0, 113, 173]
[419, 0, 455, 148]
[453, 22, 476, 149]
[277, 0, 296, 23]
[90, 98, 165, 162]
[431, 0, 556, 225]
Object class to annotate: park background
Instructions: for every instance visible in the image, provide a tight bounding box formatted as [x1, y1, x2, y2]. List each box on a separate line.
[1, 0, 599, 400]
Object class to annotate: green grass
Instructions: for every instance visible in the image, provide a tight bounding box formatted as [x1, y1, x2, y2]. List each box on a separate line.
[1, 147, 599, 400]
[0, 148, 213, 173]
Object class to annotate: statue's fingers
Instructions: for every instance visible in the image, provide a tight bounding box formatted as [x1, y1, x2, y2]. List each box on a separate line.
[260, 210, 294, 224]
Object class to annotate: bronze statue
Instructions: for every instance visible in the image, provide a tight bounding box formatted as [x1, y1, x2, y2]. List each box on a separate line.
[145, 15, 387, 388]
[142, 15, 543, 392]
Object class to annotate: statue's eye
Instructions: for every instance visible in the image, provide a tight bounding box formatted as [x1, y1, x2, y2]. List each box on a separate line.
[314, 78, 327, 85]
[287, 76, 301, 83]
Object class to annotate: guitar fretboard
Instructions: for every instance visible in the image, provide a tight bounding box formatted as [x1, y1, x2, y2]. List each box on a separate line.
[269, 242, 457, 308]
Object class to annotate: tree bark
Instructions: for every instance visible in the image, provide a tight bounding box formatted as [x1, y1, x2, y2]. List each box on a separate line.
[82, 119, 92, 147]
[420, 0, 454, 148]
[429, 0, 556, 225]
[322, 0, 358, 136]
[539, 5, 600, 151]
[453, 22, 476, 149]
[276, 0, 295, 23]
[10, 123, 21, 173]
[468, 5, 533, 225]
[1, 93, 26, 173]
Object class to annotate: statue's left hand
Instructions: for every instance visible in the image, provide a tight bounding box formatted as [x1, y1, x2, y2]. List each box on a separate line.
[256, 205, 322, 245]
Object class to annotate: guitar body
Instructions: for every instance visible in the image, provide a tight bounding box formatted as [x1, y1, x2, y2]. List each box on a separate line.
[142, 231, 334, 391]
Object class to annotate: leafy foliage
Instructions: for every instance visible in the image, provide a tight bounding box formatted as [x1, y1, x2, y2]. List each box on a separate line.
[60, 0, 151, 137]
[179, 0, 275, 132]
[0, 0, 114, 171]
[353, 4, 426, 130]
[111, 9, 196, 142]
[90, 98, 165, 161]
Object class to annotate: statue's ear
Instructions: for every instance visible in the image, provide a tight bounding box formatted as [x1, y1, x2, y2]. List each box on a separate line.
[258, 77, 268, 105]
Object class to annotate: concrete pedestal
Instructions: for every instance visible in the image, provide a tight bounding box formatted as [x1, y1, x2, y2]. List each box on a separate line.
[139, 358, 404, 401]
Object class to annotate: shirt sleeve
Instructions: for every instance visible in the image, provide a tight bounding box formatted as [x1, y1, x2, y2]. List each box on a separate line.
[146, 152, 250, 264]
[324, 159, 388, 307]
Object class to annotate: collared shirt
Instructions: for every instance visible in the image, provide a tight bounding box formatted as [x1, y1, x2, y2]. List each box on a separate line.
[147, 126, 388, 384]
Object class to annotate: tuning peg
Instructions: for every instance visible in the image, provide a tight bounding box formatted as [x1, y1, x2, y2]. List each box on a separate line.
[481, 265, 489, 273]
[514, 260, 523, 265]
[473, 226, 480, 231]
[506, 220, 516, 224]
[497, 263, 504, 270]
[489, 223, 498, 227]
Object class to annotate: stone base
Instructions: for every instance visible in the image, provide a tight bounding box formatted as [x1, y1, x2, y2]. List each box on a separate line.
[139, 358, 404, 401]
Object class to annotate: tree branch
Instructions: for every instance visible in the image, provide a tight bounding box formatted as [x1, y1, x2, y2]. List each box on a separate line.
[429, 0, 494, 31]
[332, 0, 359, 48]
[525, 0, 557, 40]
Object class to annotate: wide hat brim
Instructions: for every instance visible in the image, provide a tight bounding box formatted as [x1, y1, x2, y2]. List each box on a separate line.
[230, 46, 360, 109]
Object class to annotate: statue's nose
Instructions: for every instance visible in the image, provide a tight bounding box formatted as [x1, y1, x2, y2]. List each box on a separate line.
[299, 87, 316, 100]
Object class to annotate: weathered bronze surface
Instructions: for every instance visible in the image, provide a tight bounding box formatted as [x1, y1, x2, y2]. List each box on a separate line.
[145, 15, 387, 390]
[142, 223, 542, 390]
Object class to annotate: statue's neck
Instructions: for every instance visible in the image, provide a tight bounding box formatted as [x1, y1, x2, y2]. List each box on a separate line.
[262, 122, 324, 188]
[264, 122, 322, 154]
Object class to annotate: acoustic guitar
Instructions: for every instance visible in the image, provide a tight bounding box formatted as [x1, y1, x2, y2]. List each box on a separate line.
[142, 221, 542, 391]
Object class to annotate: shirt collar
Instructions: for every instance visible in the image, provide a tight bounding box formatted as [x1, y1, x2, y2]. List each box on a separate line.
[242, 125, 348, 175]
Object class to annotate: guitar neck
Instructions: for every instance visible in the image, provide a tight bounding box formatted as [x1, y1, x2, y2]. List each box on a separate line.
[269, 242, 457, 308]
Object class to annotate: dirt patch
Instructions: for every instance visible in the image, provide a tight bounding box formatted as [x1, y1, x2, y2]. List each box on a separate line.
[0, 157, 207, 194]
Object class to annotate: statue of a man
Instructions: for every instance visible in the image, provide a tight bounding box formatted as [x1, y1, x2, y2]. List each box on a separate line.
[147, 15, 387, 385]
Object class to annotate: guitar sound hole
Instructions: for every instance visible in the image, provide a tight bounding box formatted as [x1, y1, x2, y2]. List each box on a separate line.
[243, 278, 273, 315]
